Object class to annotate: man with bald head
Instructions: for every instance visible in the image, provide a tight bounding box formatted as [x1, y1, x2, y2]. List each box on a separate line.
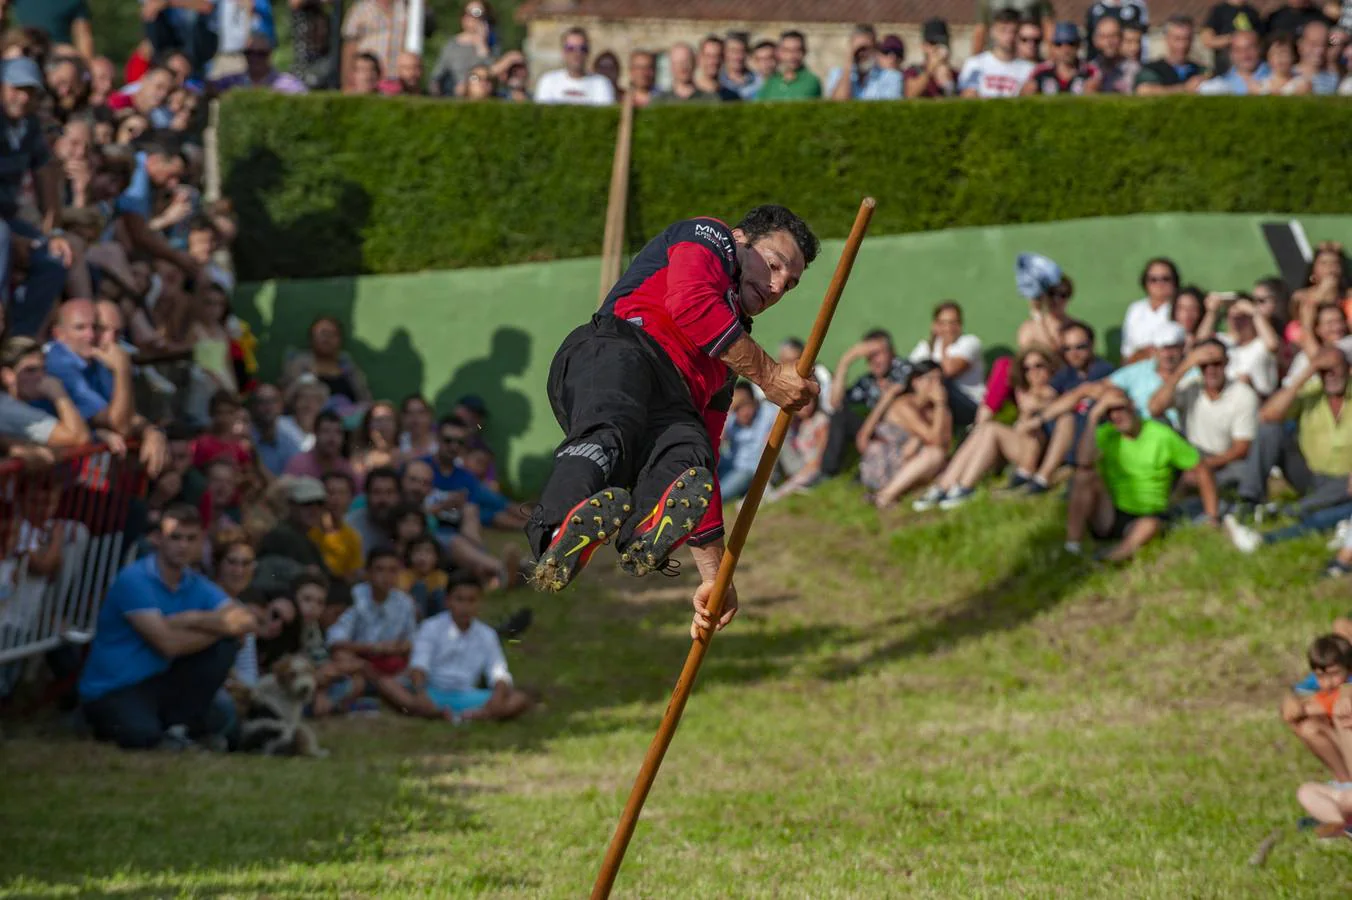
[655, 42, 717, 103]
[381, 51, 426, 95]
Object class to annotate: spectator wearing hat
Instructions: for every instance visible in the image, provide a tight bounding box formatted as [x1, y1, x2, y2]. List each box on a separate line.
[254, 475, 338, 590]
[960, 9, 1035, 97]
[1110, 321, 1193, 425]
[1065, 386, 1219, 561]
[1136, 15, 1209, 94]
[826, 24, 903, 101]
[0, 57, 75, 338]
[972, 1, 1054, 56]
[905, 19, 958, 98]
[1024, 23, 1102, 94]
[210, 32, 307, 95]
[756, 30, 822, 101]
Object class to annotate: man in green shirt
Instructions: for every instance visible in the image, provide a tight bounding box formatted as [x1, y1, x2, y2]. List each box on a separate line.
[755, 30, 822, 101]
[1066, 386, 1218, 561]
[13, 0, 93, 59]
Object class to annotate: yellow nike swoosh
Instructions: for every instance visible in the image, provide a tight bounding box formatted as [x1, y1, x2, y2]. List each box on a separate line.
[653, 515, 674, 544]
[563, 535, 591, 558]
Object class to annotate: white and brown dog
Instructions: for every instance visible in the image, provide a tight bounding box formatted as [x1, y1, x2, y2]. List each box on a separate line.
[239, 655, 328, 758]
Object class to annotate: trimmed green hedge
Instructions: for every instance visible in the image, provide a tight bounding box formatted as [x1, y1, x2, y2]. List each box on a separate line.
[219, 93, 1352, 280]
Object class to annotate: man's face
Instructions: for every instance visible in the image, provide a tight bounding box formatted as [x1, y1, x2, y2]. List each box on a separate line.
[325, 476, 353, 516]
[1201, 352, 1229, 392]
[252, 385, 282, 425]
[294, 499, 324, 530]
[397, 52, 423, 87]
[160, 519, 203, 569]
[726, 37, 747, 71]
[751, 44, 776, 76]
[1156, 343, 1185, 374]
[1095, 20, 1122, 59]
[166, 55, 192, 86]
[733, 229, 805, 316]
[1316, 663, 1349, 694]
[669, 45, 695, 84]
[1316, 308, 1349, 345]
[1323, 355, 1350, 396]
[367, 476, 400, 516]
[699, 40, 724, 79]
[369, 555, 401, 593]
[447, 584, 482, 631]
[1053, 38, 1080, 65]
[90, 58, 115, 95]
[212, 400, 241, 435]
[777, 37, 805, 73]
[562, 32, 590, 76]
[207, 463, 237, 504]
[58, 122, 92, 163]
[438, 425, 469, 462]
[5, 351, 43, 402]
[1231, 32, 1260, 73]
[245, 38, 272, 77]
[138, 70, 173, 112]
[1060, 327, 1094, 371]
[55, 301, 98, 360]
[147, 153, 185, 190]
[1, 83, 35, 120]
[48, 62, 78, 104]
[1017, 26, 1042, 60]
[630, 52, 656, 90]
[169, 439, 193, 474]
[991, 20, 1018, 54]
[865, 338, 893, 377]
[777, 343, 802, 367]
[1301, 22, 1329, 66]
[1166, 23, 1194, 60]
[315, 420, 344, 457]
[95, 301, 123, 350]
[401, 462, 433, 503]
[1121, 28, 1143, 61]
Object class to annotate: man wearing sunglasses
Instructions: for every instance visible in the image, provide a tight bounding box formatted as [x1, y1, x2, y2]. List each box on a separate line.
[533, 26, 614, 105]
[1024, 22, 1103, 94]
[528, 206, 819, 639]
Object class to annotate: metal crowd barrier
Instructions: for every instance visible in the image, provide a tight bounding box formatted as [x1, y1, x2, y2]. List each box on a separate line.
[0, 443, 147, 673]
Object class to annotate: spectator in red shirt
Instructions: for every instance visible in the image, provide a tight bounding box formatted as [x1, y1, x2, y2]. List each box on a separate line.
[527, 206, 820, 638]
[192, 390, 254, 471]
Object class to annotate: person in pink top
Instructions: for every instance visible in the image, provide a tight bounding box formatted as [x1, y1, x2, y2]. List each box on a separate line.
[283, 410, 359, 487]
[210, 34, 308, 95]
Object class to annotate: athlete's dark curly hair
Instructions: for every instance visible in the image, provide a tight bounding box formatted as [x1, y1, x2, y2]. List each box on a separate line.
[736, 204, 820, 267]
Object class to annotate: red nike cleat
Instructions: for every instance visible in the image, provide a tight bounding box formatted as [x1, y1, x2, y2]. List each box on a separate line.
[530, 487, 633, 592]
[618, 467, 715, 577]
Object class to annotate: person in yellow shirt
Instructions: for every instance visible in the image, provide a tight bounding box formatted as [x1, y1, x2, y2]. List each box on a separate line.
[399, 534, 449, 620]
[309, 472, 364, 582]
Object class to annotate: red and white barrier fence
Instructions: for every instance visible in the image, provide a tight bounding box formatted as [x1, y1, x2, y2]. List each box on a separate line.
[0, 443, 147, 670]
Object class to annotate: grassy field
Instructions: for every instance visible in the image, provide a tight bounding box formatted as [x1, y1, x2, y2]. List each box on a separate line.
[4, 480, 1352, 898]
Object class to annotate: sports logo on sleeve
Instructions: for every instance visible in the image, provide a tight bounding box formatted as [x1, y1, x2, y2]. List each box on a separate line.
[693, 222, 736, 263]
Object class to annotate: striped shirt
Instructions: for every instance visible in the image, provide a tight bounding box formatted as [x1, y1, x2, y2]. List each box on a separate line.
[342, 0, 408, 80]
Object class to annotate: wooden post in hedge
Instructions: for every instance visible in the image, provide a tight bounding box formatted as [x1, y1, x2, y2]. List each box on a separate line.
[598, 92, 635, 307]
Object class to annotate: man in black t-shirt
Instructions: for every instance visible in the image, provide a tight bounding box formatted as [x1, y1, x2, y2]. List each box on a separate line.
[1267, 0, 1332, 37]
[1203, 0, 1265, 74]
[1135, 15, 1209, 93]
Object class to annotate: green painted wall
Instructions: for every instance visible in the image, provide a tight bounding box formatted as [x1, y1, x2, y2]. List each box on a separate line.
[237, 212, 1352, 493]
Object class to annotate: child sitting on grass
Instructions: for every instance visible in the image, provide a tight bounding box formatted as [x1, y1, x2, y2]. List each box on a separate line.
[380, 571, 534, 723]
[293, 573, 370, 717]
[1282, 634, 1352, 782]
[326, 548, 419, 706]
[399, 534, 448, 620]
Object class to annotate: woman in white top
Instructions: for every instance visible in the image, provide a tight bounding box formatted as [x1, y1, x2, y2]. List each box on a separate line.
[1120, 257, 1181, 363]
[908, 301, 984, 426]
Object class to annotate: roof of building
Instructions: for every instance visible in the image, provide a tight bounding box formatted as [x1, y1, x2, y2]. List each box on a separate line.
[517, 0, 1220, 26]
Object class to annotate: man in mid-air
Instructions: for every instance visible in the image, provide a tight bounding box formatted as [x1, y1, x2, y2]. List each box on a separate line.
[527, 205, 820, 635]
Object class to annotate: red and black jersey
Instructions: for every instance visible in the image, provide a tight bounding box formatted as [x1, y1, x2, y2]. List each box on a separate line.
[600, 216, 747, 543]
[1028, 60, 1100, 95]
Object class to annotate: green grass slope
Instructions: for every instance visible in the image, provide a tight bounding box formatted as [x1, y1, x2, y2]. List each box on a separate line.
[4, 482, 1352, 898]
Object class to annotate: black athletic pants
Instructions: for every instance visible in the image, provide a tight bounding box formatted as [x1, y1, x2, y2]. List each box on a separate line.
[526, 315, 716, 558]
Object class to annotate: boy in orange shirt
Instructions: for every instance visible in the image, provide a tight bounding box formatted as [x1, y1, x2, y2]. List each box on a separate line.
[1281, 634, 1352, 781]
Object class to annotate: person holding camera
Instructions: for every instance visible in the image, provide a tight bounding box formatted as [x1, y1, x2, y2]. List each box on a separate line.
[826, 25, 903, 101]
[905, 18, 959, 98]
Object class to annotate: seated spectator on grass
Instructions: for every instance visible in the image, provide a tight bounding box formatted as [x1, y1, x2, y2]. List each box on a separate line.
[1065, 387, 1219, 561]
[310, 472, 363, 584]
[200, 458, 243, 533]
[1197, 294, 1280, 396]
[750, 337, 834, 413]
[1225, 348, 1352, 549]
[213, 536, 263, 687]
[283, 410, 358, 483]
[255, 476, 334, 593]
[960, 10, 1034, 97]
[908, 301, 984, 427]
[756, 30, 822, 100]
[915, 344, 1058, 511]
[391, 502, 433, 560]
[826, 25, 903, 101]
[431, 1, 497, 96]
[1007, 321, 1115, 494]
[1092, 16, 1141, 93]
[379, 50, 425, 95]
[383, 571, 532, 722]
[719, 382, 775, 500]
[400, 534, 448, 619]
[0, 336, 90, 451]
[905, 18, 958, 98]
[1121, 258, 1181, 363]
[44, 299, 138, 433]
[1110, 322, 1191, 424]
[351, 400, 401, 481]
[211, 32, 306, 94]
[1199, 30, 1269, 93]
[1172, 285, 1207, 353]
[1281, 633, 1352, 781]
[290, 572, 368, 716]
[866, 362, 953, 509]
[1148, 339, 1258, 494]
[346, 464, 401, 555]
[280, 374, 329, 453]
[250, 384, 300, 476]
[426, 414, 527, 531]
[396, 457, 516, 586]
[765, 392, 829, 504]
[1135, 15, 1208, 94]
[192, 390, 252, 469]
[1286, 304, 1352, 391]
[398, 394, 438, 459]
[327, 546, 418, 693]
[823, 329, 911, 476]
[1024, 23, 1101, 94]
[79, 505, 255, 751]
[147, 423, 207, 520]
[1288, 242, 1350, 345]
[282, 316, 373, 415]
[720, 31, 760, 100]
[452, 394, 499, 486]
[1, 57, 74, 338]
[983, 253, 1069, 416]
[533, 27, 614, 105]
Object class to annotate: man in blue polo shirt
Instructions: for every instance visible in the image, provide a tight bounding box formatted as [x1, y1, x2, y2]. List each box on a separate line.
[80, 505, 256, 750]
[425, 415, 528, 531]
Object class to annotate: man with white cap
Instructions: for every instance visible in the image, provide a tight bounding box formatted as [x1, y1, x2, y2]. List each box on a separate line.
[1108, 321, 1193, 425]
[0, 57, 74, 336]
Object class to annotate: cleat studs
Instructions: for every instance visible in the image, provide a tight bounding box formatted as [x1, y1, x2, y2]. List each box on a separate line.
[594, 516, 604, 525]
[666, 498, 675, 508]
[589, 499, 601, 507]
[703, 483, 713, 492]
[571, 515, 582, 524]
[603, 491, 614, 500]
[688, 468, 697, 476]
[699, 498, 709, 507]
[621, 553, 631, 561]
[612, 517, 623, 526]
[680, 498, 691, 507]
[598, 530, 607, 539]
[675, 480, 685, 489]
[622, 504, 632, 512]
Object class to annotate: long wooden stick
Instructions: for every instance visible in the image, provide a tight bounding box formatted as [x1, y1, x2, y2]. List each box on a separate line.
[590, 197, 877, 899]
[598, 92, 635, 307]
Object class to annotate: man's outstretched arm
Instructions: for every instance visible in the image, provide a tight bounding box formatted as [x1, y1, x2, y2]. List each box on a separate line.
[720, 334, 817, 411]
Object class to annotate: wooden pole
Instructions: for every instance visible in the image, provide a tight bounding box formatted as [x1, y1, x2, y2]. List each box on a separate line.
[590, 197, 878, 899]
[598, 92, 636, 307]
